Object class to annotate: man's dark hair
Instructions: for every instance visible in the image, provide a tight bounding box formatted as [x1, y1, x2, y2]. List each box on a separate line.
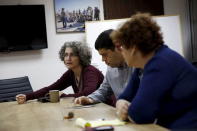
[95, 29, 115, 51]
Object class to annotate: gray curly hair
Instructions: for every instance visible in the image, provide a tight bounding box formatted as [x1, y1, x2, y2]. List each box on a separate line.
[59, 41, 92, 66]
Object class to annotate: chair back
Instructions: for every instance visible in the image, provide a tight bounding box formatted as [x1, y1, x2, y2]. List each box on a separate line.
[0, 76, 33, 102]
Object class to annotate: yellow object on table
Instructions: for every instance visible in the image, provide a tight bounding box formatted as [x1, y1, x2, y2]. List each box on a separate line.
[75, 118, 126, 128]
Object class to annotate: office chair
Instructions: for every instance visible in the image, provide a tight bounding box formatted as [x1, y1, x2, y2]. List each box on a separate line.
[0, 76, 33, 102]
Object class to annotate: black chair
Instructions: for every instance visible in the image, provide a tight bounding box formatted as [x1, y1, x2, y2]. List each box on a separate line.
[0, 76, 33, 102]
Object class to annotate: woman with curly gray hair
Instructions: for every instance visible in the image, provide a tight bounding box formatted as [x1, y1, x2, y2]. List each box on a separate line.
[59, 41, 92, 67]
[16, 41, 104, 103]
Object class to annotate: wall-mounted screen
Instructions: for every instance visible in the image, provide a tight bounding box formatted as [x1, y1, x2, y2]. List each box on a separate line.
[0, 5, 48, 52]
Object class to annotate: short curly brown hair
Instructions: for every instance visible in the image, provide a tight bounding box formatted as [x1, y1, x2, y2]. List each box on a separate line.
[59, 41, 92, 66]
[110, 13, 164, 55]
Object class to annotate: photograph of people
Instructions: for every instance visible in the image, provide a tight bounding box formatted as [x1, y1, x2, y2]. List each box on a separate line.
[55, 0, 101, 32]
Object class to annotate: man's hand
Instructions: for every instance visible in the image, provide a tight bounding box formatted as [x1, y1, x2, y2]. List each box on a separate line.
[74, 96, 94, 105]
[116, 99, 130, 121]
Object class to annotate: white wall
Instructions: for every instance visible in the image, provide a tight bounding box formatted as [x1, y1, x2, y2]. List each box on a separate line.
[0, 0, 104, 93]
[163, 0, 191, 60]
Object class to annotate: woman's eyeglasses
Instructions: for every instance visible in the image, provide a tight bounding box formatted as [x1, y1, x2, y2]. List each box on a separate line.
[64, 53, 78, 58]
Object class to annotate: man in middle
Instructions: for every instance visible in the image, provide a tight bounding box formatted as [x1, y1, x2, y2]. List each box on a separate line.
[74, 29, 133, 106]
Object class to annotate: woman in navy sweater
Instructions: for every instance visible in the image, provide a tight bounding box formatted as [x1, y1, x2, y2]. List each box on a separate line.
[16, 41, 104, 103]
[110, 13, 197, 129]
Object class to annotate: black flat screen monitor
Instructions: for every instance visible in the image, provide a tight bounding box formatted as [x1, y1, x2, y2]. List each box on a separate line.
[0, 5, 48, 52]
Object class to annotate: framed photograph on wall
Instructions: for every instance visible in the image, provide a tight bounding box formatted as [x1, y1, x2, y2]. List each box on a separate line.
[54, 0, 101, 33]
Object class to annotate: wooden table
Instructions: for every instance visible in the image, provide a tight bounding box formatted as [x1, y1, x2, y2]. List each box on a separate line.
[0, 98, 168, 131]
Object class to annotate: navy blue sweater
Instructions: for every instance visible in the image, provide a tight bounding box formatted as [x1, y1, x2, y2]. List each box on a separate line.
[119, 45, 197, 129]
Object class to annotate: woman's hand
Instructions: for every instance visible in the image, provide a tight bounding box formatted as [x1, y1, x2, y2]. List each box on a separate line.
[74, 96, 94, 105]
[116, 99, 131, 121]
[16, 94, 26, 104]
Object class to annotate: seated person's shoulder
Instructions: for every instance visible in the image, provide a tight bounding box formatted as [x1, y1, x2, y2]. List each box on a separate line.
[83, 65, 104, 78]
[84, 65, 101, 72]
[106, 66, 120, 72]
[62, 69, 74, 76]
